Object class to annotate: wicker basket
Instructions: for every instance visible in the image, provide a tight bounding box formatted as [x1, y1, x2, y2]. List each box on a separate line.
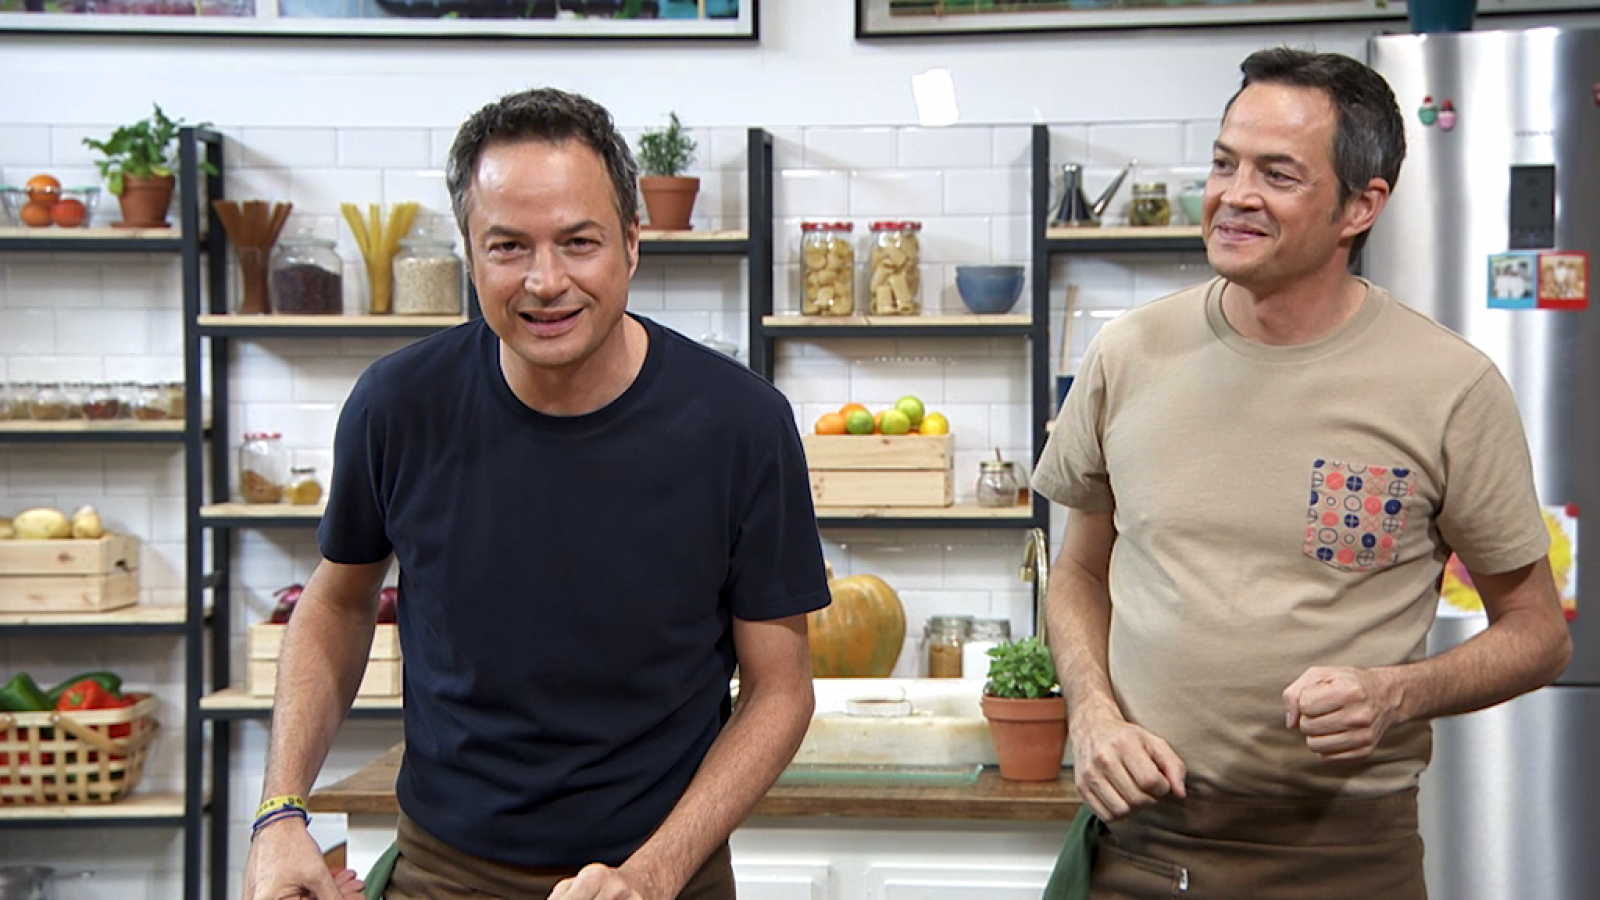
[0, 693, 158, 805]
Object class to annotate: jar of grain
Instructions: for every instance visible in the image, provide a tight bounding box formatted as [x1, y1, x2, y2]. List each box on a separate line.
[29, 382, 70, 421]
[239, 432, 287, 504]
[867, 221, 922, 315]
[924, 615, 973, 678]
[800, 222, 855, 316]
[392, 234, 464, 315]
[270, 230, 343, 315]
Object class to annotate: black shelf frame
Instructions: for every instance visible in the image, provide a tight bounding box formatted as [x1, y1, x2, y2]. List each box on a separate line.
[0, 236, 186, 254]
[639, 236, 751, 257]
[196, 319, 468, 339]
[758, 322, 1033, 339]
[0, 429, 192, 445]
[815, 515, 1035, 531]
[0, 814, 187, 830]
[200, 705, 403, 723]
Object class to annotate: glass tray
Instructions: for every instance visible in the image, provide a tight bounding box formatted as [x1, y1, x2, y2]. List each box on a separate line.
[776, 763, 983, 786]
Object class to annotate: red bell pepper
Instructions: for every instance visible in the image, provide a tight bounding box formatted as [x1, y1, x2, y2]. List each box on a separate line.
[54, 679, 117, 711]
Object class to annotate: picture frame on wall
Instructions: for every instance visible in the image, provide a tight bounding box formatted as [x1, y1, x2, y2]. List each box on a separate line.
[855, 0, 1598, 37]
[0, 0, 754, 39]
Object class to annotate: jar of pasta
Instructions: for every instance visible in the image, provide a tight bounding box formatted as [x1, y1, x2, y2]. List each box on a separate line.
[867, 221, 922, 315]
[800, 222, 855, 316]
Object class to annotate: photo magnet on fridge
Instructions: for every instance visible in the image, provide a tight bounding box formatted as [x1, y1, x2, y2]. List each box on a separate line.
[1537, 252, 1589, 310]
[1487, 252, 1537, 309]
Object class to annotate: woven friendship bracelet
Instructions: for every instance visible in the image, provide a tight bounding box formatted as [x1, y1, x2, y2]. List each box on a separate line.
[254, 794, 308, 820]
[251, 806, 310, 841]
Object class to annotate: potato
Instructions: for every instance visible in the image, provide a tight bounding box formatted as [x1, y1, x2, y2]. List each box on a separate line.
[12, 507, 71, 540]
[71, 505, 105, 539]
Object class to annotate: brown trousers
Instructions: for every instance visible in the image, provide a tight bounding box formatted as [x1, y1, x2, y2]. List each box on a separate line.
[386, 811, 737, 900]
[1091, 788, 1427, 900]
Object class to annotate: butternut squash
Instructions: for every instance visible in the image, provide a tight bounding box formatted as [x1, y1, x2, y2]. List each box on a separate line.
[808, 563, 906, 677]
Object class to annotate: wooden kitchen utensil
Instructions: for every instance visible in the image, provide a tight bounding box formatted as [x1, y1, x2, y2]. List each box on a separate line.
[214, 200, 292, 315]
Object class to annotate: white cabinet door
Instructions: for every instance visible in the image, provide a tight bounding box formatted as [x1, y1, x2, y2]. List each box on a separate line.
[870, 862, 1052, 900]
[734, 861, 831, 900]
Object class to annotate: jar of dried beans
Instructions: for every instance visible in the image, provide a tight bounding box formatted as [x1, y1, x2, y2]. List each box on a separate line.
[270, 231, 343, 315]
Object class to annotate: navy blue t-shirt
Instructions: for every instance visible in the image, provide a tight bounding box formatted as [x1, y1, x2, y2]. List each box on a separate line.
[318, 314, 830, 867]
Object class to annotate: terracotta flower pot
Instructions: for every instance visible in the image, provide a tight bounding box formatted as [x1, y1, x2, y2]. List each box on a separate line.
[982, 694, 1068, 782]
[639, 176, 700, 231]
[117, 174, 176, 228]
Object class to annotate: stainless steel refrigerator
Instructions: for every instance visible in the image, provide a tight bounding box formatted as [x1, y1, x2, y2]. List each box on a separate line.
[1368, 27, 1600, 900]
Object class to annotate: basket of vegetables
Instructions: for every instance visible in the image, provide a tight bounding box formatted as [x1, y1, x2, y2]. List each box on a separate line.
[0, 671, 158, 805]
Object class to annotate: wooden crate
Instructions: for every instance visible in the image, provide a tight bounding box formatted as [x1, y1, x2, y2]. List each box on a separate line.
[0, 533, 140, 613]
[802, 434, 954, 508]
[247, 622, 402, 697]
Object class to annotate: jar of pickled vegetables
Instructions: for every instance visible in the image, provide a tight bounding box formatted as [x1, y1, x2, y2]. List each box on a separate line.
[867, 221, 922, 316]
[1130, 182, 1172, 227]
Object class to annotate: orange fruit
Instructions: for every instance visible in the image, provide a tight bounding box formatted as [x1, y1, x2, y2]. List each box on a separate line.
[815, 412, 848, 435]
[19, 201, 52, 228]
[25, 174, 60, 207]
[839, 402, 868, 418]
[50, 197, 87, 228]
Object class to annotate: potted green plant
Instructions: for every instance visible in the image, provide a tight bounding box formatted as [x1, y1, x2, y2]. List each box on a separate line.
[635, 111, 699, 232]
[980, 635, 1068, 782]
[82, 103, 215, 229]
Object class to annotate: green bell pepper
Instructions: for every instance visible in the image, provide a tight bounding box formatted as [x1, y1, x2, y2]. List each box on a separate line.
[0, 673, 52, 712]
[44, 670, 123, 706]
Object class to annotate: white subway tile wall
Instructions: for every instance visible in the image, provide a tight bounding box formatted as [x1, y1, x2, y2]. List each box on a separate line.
[0, 121, 1216, 896]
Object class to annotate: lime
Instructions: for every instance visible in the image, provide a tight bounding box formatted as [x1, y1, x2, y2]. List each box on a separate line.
[894, 395, 925, 427]
[845, 409, 875, 435]
[880, 409, 912, 435]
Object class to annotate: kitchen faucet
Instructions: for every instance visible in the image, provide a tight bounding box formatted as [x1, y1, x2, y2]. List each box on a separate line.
[1020, 527, 1050, 648]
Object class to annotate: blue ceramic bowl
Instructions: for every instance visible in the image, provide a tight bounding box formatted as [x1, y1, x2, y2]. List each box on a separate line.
[955, 265, 1025, 315]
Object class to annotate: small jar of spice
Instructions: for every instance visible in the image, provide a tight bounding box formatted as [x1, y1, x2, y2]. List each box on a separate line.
[924, 615, 973, 678]
[239, 433, 287, 504]
[271, 231, 344, 315]
[976, 460, 1020, 508]
[284, 466, 324, 506]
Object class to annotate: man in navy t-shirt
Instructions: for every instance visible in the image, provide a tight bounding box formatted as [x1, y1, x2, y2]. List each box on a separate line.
[242, 88, 831, 900]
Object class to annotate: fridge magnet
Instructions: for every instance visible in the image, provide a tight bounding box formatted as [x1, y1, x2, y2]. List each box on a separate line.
[1487, 252, 1537, 309]
[1440, 505, 1577, 620]
[1418, 96, 1439, 126]
[1437, 99, 1458, 131]
[1537, 252, 1588, 310]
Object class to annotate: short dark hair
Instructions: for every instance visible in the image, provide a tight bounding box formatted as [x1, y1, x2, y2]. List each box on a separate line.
[446, 87, 639, 242]
[1225, 47, 1406, 260]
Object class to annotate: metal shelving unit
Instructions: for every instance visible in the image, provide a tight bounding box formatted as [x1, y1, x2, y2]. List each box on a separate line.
[0, 128, 225, 900]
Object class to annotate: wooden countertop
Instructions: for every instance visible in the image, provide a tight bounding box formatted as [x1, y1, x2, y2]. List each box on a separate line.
[310, 744, 1081, 822]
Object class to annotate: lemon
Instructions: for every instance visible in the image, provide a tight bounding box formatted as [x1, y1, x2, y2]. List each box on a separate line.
[920, 412, 950, 435]
[880, 409, 912, 435]
[845, 409, 875, 435]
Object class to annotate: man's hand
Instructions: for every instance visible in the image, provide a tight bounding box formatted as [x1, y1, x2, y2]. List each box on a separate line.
[1283, 665, 1402, 762]
[1070, 708, 1187, 822]
[549, 863, 654, 900]
[240, 820, 356, 900]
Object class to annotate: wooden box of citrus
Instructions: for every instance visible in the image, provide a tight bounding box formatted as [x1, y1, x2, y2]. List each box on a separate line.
[0, 533, 140, 614]
[802, 434, 954, 508]
[248, 623, 402, 697]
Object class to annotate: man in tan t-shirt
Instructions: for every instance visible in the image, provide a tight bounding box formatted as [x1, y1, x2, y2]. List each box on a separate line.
[1033, 48, 1572, 899]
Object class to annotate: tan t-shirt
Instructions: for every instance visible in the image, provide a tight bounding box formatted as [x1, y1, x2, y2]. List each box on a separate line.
[1033, 278, 1549, 796]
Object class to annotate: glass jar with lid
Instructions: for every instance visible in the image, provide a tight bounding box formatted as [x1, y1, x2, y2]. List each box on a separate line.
[163, 381, 186, 420]
[924, 615, 973, 678]
[132, 383, 170, 421]
[62, 382, 88, 419]
[239, 432, 287, 504]
[1130, 181, 1173, 227]
[867, 221, 922, 315]
[976, 460, 1021, 508]
[284, 466, 324, 506]
[83, 383, 122, 421]
[800, 222, 855, 316]
[392, 232, 464, 316]
[29, 382, 69, 421]
[962, 618, 1014, 682]
[270, 230, 344, 315]
[0, 382, 17, 421]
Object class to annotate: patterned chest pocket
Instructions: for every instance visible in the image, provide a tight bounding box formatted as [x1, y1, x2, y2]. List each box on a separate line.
[1303, 460, 1417, 573]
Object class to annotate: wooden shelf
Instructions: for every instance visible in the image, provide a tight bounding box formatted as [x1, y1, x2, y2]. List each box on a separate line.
[0, 604, 186, 627]
[0, 791, 186, 823]
[201, 687, 402, 719]
[0, 227, 186, 255]
[764, 314, 1030, 329]
[201, 502, 323, 528]
[0, 226, 180, 241]
[817, 504, 1033, 520]
[198, 314, 466, 338]
[0, 419, 192, 443]
[641, 229, 746, 242]
[1045, 225, 1204, 254]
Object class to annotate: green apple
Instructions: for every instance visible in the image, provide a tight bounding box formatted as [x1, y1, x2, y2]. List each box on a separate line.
[894, 395, 925, 428]
[880, 409, 913, 435]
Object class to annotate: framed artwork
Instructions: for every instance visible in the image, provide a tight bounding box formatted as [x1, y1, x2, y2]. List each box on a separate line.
[0, 0, 754, 39]
[855, 0, 1599, 37]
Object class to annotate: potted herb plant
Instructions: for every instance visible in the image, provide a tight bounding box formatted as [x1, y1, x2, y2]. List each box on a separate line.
[635, 111, 699, 232]
[82, 103, 214, 229]
[980, 635, 1068, 782]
